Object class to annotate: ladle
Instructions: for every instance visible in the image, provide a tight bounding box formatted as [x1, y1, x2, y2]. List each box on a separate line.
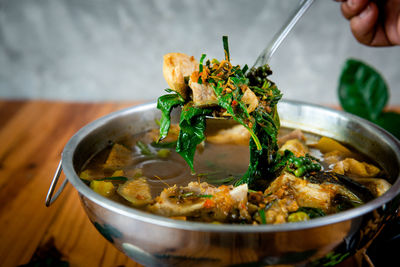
[207, 0, 315, 120]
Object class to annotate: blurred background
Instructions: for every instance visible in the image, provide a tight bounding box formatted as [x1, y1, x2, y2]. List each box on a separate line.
[0, 0, 399, 105]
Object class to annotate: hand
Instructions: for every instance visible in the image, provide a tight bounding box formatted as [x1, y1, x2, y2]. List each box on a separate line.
[336, 0, 400, 46]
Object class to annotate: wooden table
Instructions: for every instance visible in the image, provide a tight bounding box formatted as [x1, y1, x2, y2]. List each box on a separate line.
[0, 100, 142, 267]
[0, 100, 398, 267]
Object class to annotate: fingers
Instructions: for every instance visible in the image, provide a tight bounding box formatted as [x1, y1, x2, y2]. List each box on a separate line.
[340, 0, 370, 19]
[349, 3, 380, 45]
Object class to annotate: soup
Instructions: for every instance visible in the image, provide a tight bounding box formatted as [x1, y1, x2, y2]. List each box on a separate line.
[79, 124, 391, 224]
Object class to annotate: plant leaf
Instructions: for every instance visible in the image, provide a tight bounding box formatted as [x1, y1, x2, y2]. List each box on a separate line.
[338, 59, 388, 121]
[157, 92, 185, 141]
[375, 112, 400, 140]
[176, 105, 212, 172]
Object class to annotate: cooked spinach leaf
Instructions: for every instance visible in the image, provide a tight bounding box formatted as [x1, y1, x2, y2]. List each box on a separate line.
[176, 104, 212, 172]
[157, 36, 283, 186]
[157, 90, 185, 141]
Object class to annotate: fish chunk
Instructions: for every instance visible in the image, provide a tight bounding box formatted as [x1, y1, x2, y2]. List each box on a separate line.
[148, 182, 249, 222]
[188, 77, 218, 107]
[333, 158, 380, 178]
[352, 178, 391, 197]
[264, 172, 356, 223]
[241, 88, 258, 114]
[163, 53, 198, 99]
[117, 178, 152, 207]
[279, 139, 309, 157]
[278, 129, 306, 146]
[148, 184, 207, 217]
[206, 124, 250, 145]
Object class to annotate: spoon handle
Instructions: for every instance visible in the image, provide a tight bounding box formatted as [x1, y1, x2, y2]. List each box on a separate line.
[253, 0, 315, 68]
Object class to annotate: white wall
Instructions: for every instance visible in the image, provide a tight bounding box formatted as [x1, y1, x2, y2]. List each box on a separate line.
[0, 0, 399, 105]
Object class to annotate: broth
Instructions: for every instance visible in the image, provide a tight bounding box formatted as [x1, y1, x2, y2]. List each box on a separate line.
[80, 125, 390, 224]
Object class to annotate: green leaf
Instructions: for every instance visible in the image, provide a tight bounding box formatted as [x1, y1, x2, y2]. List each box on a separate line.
[258, 208, 267, 224]
[375, 112, 400, 140]
[95, 176, 129, 182]
[176, 105, 212, 172]
[338, 59, 388, 121]
[150, 140, 177, 149]
[157, 92, 185, 141]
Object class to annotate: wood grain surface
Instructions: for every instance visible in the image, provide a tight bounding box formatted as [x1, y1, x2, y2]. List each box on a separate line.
[0, 100, 142, 267]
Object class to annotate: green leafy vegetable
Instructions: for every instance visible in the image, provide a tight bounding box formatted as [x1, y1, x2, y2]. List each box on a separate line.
[176, 104, 212, 172]
[157, 90, 185, 141]
[157, 36, 282, 187]
[198, 194, 214, 198]
[95, 176, 129, 182]
[339, 59, 400, 140]
[150, 140, 177, 149]
[258, 208, 267, 224]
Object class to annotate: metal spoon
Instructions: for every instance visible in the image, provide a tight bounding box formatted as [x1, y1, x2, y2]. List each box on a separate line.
[253, 0, 315, 67]
[206, 0, 315, 120]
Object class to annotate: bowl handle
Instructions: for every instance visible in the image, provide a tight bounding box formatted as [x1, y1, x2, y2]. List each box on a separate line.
[45, 159, 68, 207]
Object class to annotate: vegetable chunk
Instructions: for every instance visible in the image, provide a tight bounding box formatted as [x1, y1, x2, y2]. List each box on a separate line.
[90, 180, 115, 197]
[117, 178, 152, 207]
[104, 144, 132, 169]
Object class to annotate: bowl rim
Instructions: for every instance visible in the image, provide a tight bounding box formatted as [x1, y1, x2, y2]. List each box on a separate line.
[62, 100, 400, 233]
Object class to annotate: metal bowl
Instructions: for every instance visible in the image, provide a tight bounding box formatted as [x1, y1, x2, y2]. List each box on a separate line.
[48, 100, 400, 266]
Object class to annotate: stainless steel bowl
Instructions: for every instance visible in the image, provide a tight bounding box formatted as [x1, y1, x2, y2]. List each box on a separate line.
[48, 100, 400, 266]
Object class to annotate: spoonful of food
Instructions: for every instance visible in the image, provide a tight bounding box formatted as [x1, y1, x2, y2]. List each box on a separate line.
[203, 0, 315, 120]
[161, 0, 315, 120]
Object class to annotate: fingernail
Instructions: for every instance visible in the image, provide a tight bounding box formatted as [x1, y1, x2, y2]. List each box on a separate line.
[348, 0, 355, 6]
[359, 4, 371, 18]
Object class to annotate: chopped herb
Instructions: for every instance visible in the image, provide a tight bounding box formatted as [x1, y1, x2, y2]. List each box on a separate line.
[182, 192, 194, 198]
[198, 194, 213, 198]
[259, 208, 267, 224]
[95, 176, 129, 182]
[150, 141, 177, 149]
[136, 141, 153, 156]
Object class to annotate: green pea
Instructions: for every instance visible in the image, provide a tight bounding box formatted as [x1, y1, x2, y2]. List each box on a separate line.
[311, 163, 320, 171]
[293, 159, 302, 168]
[303, 157, 312, 165]
[288, 211, 310, 222]
[294, 167, 306, 177]
[157, 149, 171, 159]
